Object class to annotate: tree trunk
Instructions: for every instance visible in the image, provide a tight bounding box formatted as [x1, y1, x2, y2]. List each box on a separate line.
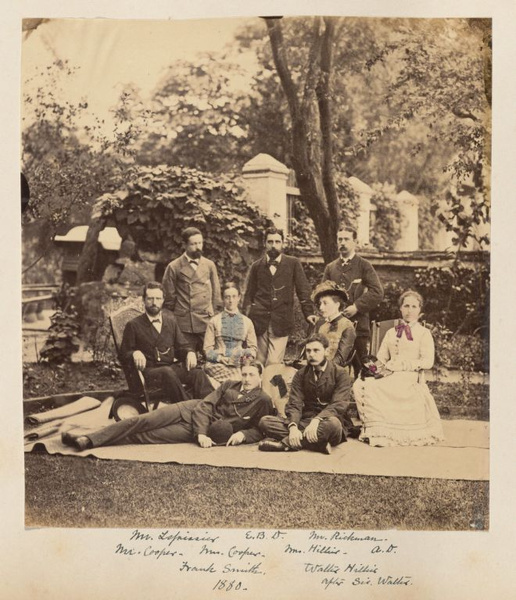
[265, 17, 343, 264]
[76, 215, 106, 284]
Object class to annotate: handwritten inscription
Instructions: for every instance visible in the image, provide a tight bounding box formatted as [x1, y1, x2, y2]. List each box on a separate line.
[113, 529, 413, 592]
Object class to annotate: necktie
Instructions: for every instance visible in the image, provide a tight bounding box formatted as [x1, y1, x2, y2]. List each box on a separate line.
[395, 323, 413, 341]
[341, 258, 350, 267]
[189, 259, 199, 268]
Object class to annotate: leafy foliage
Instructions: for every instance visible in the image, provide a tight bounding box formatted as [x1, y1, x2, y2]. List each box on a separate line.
[94, 165, 272, 284]
[39, 285, 81, 364]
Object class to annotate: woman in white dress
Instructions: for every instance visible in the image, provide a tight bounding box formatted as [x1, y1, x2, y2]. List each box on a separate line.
[353, 290, 444, 447]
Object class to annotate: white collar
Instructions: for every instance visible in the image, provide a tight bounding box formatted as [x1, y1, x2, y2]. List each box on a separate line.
[340, 251, 356, 263]
[146, 312, 162, 323]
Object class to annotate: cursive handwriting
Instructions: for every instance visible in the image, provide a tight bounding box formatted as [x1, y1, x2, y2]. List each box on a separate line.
[113, 529, 412, 592]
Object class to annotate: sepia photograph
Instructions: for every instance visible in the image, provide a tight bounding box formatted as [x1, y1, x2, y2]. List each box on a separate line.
[21, 15, 490, 533]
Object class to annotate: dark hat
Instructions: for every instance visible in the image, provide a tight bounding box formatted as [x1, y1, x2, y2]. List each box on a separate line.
[311, 281, 349, 305]
[207, 420, 234, 444]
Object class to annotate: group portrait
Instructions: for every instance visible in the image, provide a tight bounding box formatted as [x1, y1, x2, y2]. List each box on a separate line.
[21, 15, 490, 535]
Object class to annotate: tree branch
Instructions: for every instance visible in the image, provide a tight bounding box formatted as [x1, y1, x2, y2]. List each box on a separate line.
[301, 17, 325, 118]
[264, 18, 300, 122]
[317, 17, 340, 227]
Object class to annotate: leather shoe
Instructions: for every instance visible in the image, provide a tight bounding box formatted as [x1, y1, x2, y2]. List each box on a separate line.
[313, 441, 332, 455]
[61, 431, 92, 451]
[347, 425, 362, 439]
[258, 438, 288, 452]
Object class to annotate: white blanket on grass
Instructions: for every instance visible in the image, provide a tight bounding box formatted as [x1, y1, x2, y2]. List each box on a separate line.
[24, 397, 489, 481]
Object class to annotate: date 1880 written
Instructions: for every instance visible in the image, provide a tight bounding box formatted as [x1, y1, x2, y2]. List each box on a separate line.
[212, 579, 248, 592]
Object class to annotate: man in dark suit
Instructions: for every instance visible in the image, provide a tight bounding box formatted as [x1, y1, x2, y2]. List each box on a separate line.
[120, 282, 214, 404]
[62, 361, 273, 451]
[258, 333, 355, 454]
[243, 227, 316, 366]
[322, 226, 383, 368]
[162, 227, 222, 353]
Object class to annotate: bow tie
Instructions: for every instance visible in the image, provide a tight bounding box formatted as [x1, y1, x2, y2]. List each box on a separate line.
[269, 260, 279, 267]
[188, 259, 199, 266]
[341, 258, 351, 267]
[395, 323, 413, 341]
[152, 319, 161, 323]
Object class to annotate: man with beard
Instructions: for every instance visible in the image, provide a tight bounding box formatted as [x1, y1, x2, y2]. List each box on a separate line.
[323, 226, 383, 371]
[120, 282, 214, 404]
[258, 333, 355, 454]
[62, 360, 272, 451]
[243, 227, 316, 366]
[162, 227, 222, 353]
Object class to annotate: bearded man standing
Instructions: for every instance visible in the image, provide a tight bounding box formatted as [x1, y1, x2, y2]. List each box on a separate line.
[243, 227, 316, 366]
[162, 227, 222, 353]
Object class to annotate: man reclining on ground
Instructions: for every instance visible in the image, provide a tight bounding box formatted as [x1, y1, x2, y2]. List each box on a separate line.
[61, 360, 273, 451]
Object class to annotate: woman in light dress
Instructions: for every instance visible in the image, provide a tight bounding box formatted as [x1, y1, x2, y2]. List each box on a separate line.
[203, 282, 257, 383]
[353, 290, 444, 447]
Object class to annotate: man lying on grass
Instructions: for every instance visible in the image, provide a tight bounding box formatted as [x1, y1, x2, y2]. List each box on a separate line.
[258, 333, 358, 454]
[62, 360, 273, 451]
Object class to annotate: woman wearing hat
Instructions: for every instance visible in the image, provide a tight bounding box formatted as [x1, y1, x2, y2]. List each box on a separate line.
[311, 281, 357, 368]
[352, 290, 444, 447]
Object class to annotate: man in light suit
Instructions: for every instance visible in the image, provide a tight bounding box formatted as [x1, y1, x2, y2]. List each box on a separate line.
[242, 227, 316, 366]
[162, 227, 222, 353]
[323, 226, 383, 370]
[258, 333, 355, 454]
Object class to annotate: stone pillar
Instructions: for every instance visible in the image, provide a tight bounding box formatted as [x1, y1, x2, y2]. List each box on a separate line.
[242, 154, 289, 232]
[395, 190, 419, 251]
[348, 176, 373, 246]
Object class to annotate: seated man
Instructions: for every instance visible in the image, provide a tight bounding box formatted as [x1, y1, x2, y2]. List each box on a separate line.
[121, 282, 213, 404]
[62, 360, 273, 451]
[258, 333, 356, 454]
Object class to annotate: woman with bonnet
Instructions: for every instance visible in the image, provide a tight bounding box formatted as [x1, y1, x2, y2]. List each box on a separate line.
[311, 280, 356, 368]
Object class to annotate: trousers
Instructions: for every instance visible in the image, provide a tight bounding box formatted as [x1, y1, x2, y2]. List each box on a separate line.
[256, 325, 288, 366]
[144, 364, 213, 403]
[87, 400, 199, 447]
[259, 414, 343, 450]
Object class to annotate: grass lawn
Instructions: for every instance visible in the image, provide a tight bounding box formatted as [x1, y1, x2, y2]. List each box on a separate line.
[25, 454, 488, 531]
[23, 363, 489, 531]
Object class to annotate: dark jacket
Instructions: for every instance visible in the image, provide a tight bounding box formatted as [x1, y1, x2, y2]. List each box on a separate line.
[243, 254, 314, 337]
[322, 254, 383, 338]
[120, 312, 193, 369]
[286, 361, 351, 428]
[191, 380, 273, 444]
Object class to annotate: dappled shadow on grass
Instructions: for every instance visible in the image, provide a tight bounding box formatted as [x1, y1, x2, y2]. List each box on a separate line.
[25, 455, 488, 531]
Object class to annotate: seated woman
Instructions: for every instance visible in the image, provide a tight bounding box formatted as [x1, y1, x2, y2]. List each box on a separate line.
[311, 281, 356, 368]
[353, 290, 444, 447]
[203, 282, 257, 383]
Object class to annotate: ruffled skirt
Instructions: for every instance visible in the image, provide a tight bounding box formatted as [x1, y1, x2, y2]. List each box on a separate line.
[353, 372, 444, 447]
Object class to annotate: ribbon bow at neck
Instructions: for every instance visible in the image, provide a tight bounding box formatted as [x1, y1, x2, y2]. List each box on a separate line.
[395, 323, 413, 341]
[268, 260, 279, 267]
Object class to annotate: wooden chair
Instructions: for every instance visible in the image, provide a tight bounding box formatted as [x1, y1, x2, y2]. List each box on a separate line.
[109, 304, 158, 417]
[370, 319, 402, 357]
